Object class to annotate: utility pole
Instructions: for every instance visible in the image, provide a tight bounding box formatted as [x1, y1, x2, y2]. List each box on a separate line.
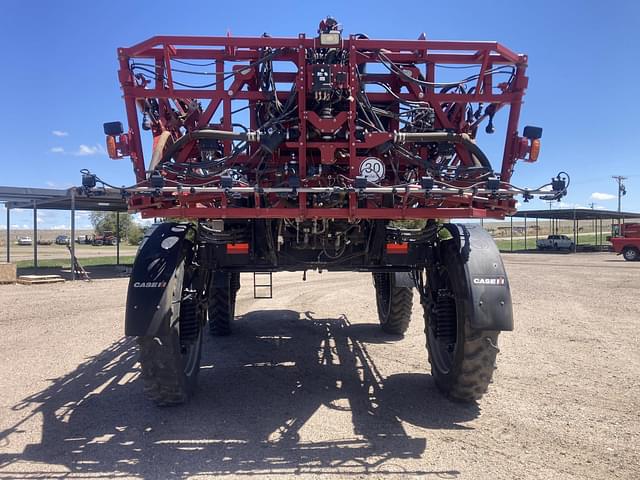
[612, 176, 627, 213]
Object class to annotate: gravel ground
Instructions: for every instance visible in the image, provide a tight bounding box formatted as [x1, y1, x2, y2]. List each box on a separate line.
[0, 252, 638, 479]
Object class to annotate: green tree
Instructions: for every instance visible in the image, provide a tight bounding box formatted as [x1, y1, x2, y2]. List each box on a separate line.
[89, 212, 143, 244]
[127, 224, 145, 245]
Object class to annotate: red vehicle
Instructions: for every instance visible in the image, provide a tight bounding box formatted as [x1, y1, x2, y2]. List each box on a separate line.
[92, 231, 118, 246]
[83, 18, 567, 405]
[610, 223, 640, 261]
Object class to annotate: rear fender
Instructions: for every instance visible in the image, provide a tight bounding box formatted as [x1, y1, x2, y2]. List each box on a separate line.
[124, 222, 192, 336]
[443, 223, 513, 331]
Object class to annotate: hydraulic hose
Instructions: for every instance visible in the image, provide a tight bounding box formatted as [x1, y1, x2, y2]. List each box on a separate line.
[158, 129, 259, 167]
[149, 131, 172, 172]
[393, 131, 491, 169]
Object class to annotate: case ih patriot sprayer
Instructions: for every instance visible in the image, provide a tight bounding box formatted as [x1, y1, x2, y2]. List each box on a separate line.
[82, 18, 567, 405]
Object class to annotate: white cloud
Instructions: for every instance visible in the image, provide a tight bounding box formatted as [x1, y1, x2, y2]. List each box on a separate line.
[52, 130, 69, 137]
[555, 201, 586, 209]
[52, 224, 69, 230]
[50, 144, 105, 156]
[74, 144, 104, 156]
[37, 215, 44, 224]
[590, 192, 616, 201]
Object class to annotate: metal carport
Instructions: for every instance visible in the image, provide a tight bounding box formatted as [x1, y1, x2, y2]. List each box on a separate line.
[505, 208, 640, 252]
[0, 186, 128, 279]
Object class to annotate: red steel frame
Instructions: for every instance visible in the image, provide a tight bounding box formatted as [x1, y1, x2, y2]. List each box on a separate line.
[114, 33, 533, 220]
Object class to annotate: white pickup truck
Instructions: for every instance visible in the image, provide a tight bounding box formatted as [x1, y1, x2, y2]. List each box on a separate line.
[536, 234, 574, 251]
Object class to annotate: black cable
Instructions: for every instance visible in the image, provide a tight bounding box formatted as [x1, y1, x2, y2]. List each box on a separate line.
[130, 48, 285, 89]
[173, 59, 217, 67]
[378, 51, 515, 88]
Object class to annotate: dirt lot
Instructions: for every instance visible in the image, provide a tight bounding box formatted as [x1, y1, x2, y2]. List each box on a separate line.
[5, 244, 140, 263]
[1, 229, 139, 262]
[0, 252, 638, 479]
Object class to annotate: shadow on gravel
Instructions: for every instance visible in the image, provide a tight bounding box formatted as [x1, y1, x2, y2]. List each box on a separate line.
[0, 310, 478, 478]
[18, 265, 132, 281]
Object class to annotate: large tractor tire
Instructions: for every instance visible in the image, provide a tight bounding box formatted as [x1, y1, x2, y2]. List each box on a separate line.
[208, 272, 240, 336]
[137, 259, 204, 406]
[422, 225, 509, 402]
[372, 273, 414, 335]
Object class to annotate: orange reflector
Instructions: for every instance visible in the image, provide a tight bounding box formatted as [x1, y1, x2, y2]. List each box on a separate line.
[227, 243, 249, 254]
[386, 242, 408, 254]
[527, 138, 541, 162]
[106, 135, 118, 159]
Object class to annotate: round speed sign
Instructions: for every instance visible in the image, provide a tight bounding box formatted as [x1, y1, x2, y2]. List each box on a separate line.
[359, 157, 385, 183]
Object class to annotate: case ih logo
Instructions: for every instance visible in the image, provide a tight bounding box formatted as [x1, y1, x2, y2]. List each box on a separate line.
[473, 277, 506, 286]
[133, 281, 168, 288]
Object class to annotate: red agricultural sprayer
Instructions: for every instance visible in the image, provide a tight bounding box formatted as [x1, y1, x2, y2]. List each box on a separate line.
[82, 18, 567, 405]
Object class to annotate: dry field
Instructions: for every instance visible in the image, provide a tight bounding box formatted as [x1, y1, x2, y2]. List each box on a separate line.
[0, 252, 638, 479]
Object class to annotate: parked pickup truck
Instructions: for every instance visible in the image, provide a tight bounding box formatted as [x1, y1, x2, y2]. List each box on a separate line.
[16, 236, 33, 246]
[536, 234, 574, 251]
[609, 223, 640, 261]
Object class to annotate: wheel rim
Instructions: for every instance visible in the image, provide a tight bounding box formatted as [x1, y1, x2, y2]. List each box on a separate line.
[427, 267, 458, 374]
[182, 328, 201, 377]
[625, 249, 637, 260]
[176, 259, 203, 377]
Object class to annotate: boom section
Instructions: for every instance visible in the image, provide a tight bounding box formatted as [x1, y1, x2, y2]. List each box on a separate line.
[111, 33, 539, 220]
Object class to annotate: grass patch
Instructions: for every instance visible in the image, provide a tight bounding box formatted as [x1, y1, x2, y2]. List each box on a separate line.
[17, 255, 136, 269]
[495, 233, 610, 252]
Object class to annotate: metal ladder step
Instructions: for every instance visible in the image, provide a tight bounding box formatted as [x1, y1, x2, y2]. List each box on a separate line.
[253, 272, 273, 299]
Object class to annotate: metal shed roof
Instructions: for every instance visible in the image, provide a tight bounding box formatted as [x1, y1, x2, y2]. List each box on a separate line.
[512, 208, 640, 221]
[0, 186, 128, 212]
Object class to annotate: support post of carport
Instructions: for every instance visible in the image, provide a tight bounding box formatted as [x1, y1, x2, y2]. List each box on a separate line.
[71, 189, 76, 281]
[5, 206, 9, 263]
[536, 217, 539, 242]
[510, 216, 513, 252]
[116, 211, 120, 266]
[32, 199, 38, 268]
[573, 209, 577, 253]
[524, 214, 527, 250]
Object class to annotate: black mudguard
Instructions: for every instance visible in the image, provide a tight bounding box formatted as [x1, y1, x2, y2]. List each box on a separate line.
[124, 222, 192, 337]
[443, 223, 513, 331]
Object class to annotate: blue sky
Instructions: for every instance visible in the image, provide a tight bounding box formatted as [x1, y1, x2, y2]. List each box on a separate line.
[1, 0, 638, 229]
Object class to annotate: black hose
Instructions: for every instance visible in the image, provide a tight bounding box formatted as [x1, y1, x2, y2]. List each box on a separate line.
[394, 132, 491, 169]
[159, 129, 253, 165]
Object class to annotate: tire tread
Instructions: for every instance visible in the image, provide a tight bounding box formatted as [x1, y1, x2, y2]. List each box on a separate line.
[138, 335, 191, 406]
[373, 273, 414, 335]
